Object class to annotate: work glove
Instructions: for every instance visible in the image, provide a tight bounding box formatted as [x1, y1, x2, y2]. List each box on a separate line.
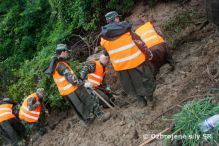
[105, 86, 111, 91]
[84, 82, 94, 89]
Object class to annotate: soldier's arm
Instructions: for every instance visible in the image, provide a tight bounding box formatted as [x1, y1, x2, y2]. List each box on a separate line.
[27, 97, 40, 111]
[130, 31, 153, 60]
[80, 63, 96, 80]
[151, 21, 165, 38]
[56, 63, 78, 85]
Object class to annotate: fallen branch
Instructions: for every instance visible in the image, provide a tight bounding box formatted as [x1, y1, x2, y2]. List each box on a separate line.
[138, 128, 170, 146]
[71, 34, 91, 56]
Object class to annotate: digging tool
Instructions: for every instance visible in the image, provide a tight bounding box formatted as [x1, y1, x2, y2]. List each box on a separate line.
[92, 89, 115, 110]
[96, 86, 119, 96]
[42, 103, 50, 117]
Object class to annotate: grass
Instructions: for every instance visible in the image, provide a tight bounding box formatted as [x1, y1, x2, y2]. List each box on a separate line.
[161, 11, 194, 48]
[163, 97, 219, 146]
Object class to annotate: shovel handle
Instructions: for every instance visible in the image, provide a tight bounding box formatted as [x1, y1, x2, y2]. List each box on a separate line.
[92, 90, 115, 110]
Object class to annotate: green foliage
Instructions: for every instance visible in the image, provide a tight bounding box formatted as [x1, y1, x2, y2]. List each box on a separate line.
[161, 11, 193, 48]
[0, 0, 135, 109]
[0, 0, 51, 60]
[8, 46, 78, 109]
[106, 0, 134, 14]
[147, 0, 159, 7]
[162, 12, 192, 33]
[164, 97, 219, 146]
[146, 0, 190, 8]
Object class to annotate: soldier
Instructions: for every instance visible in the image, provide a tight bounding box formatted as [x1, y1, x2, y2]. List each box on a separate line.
[44, 44, 110, 124]
[19, 88, 47, 136]
[99, 11, 156, 107]
[81, 54, 114, 108]
[133, 18, 175, 74]
[0, 98, 26, 145]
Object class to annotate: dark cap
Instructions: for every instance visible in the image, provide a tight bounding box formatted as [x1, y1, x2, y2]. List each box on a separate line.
[105, 11, 121, 23]
[56, 44, 68, 52]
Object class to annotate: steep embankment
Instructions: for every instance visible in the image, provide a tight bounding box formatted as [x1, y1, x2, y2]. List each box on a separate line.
[32, 0, 219, 145]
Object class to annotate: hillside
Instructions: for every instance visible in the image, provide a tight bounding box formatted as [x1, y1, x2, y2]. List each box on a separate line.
[30, 0, 219, 146]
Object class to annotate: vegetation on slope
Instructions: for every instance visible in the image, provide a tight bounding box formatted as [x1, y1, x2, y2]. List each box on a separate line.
[0, 0, 135, 108]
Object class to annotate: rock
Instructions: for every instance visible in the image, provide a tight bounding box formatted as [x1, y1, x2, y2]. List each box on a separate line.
[119, 121, 126, 126]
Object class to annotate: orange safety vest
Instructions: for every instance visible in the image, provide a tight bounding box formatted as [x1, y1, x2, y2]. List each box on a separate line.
[87, 61, 105, 87]
[100, 32, 146, 71]
[0, 103, 15, 122]
[19, 93, 41, 123]
[135, 22, 165, 48]
[52, 61, 78, 96]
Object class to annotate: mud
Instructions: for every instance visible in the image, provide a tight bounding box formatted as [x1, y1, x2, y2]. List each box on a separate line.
[32, 0, 219, 146]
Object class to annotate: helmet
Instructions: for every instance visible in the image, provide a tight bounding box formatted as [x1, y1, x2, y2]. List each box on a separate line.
[105, 11, 121, 23]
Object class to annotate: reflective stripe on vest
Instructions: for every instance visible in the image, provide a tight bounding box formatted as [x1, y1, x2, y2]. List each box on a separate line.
[19, 93, 41, 123]
[52, 61, 78, 96]
[108, 42, 135, 55]
[22, 106, 40, 115]
[88, 79, 101, 86]
[19, 111, 38, 121]
[135, 22, 165, 48]
[0, 104, 15, 122]
[87, 61, 105, 87]
[89, 73, 103, 79]
[111, 50, 142, 64]
[100, 32, 146, 71]
[54, 77, 65, 83]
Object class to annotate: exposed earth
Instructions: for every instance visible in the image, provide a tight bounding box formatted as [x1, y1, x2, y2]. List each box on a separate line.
[31, 0, 219, 145]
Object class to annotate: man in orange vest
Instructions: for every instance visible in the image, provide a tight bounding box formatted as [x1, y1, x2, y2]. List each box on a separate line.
[0, 98, 26, 145]
[19, 88, 47, 136]
[133, 19, 175, 74]
[44, 44, 110, 124]
[81, 54, 109, 88]
[80, 54, 115, 108]
[99, 11, 156, 107]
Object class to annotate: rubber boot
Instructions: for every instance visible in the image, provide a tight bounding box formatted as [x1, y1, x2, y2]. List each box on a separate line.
[137, 96, 147, 108]
[96, 111, 111, 122]
[146, 96, 157, 109]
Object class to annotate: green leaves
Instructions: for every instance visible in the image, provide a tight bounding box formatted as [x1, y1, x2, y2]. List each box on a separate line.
[0, 0, 135, 109]
[169, 97, 219, 146]
[106, 0, 134, 14]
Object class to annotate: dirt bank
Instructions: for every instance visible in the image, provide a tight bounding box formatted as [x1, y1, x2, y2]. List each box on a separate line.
[32, 0, 219, 145]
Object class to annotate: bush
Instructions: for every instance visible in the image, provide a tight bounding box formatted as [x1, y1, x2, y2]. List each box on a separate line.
[8, 46, 81, 109]
[106, 0, 134, 14]
[0, 0, 135, 109]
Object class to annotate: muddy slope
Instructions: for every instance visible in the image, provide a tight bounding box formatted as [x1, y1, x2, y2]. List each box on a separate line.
[32, 0, 219, 146]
